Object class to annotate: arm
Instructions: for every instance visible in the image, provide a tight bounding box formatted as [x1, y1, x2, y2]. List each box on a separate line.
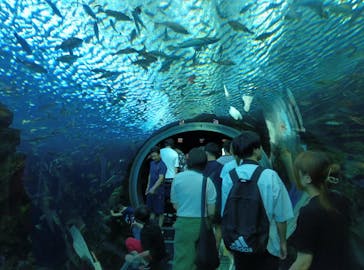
[148, 174, 164, 194]
[289, 252, 313, 270]
[207, 203, 216, 218]
[145, 174, 151, 195]
[276, 221, 288, 259]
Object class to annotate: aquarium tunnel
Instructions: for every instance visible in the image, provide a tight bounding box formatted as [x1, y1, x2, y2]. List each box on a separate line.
[1, 0, 364, 269]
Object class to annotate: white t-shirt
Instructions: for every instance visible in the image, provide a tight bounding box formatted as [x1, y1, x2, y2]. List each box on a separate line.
[221, 163, 294, 257]
[160, 147, 179, 179]
[171, 170, 216, 218]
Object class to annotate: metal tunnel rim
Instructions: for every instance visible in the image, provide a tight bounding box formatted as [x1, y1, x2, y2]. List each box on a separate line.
[128, 122, 241, 207]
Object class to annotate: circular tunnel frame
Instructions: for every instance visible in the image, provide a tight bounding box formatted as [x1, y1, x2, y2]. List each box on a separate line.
[128, 122, 241, 207]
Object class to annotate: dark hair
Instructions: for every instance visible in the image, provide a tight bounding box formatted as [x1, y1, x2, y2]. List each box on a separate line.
[186, 147, 207, 171]
[232, 131, 261, 159]
[294, 151, 333, 211]
[222, 140, 232, 154]
[134, 205, 151, 224]
[150, 146, 160, 154]
[163, 138, 174, 147]
[204, 142, 221, 158]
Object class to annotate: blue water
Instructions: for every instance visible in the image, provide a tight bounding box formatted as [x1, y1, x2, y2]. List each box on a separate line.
[1, 0, 364, 269]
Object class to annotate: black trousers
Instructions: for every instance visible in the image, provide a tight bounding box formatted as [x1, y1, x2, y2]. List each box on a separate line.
[233, 250, 279, 270]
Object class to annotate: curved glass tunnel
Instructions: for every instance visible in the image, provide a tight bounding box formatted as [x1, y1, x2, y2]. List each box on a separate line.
[1, 0, 364, 269]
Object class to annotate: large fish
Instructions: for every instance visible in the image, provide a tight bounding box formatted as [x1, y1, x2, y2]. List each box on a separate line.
[14, 32, 32, 54]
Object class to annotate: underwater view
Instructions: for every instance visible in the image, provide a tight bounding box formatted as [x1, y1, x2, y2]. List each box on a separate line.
[1, 0, 364, 269]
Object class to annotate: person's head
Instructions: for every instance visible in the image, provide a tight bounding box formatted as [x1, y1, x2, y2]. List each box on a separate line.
[294, 151, 334, 210]
[204, 142, 221, 159]
[232, 131, 262, 160]
[186, 147, 207, 171]
[134, 205, 151, 224]
[150, 146, 161, 161]
[222, 140, 232, 155]
[163, 138, 174, 148]
[294, 151, 330, 190]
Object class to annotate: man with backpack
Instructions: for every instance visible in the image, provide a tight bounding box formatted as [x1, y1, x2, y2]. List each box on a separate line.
[220, 131, 294, 270]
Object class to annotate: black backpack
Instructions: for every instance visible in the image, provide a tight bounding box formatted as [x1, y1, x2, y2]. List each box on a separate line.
[221, 163, 270, 254]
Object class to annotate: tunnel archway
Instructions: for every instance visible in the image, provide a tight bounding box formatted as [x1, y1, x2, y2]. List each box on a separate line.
[128, 122, 241, 207]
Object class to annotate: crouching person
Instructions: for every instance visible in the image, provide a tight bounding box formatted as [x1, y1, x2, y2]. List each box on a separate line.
[122, 205, 168, 270]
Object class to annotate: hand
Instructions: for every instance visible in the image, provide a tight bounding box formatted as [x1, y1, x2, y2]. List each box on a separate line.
[125, 254, 135, 263]
[149, 188, 155, 194]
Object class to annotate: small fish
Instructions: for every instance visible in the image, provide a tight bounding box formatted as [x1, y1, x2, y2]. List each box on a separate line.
[132, 6, 146, 34]
[93, 22, 100, 42]
[242, 95, 253, 112]
[104, 9, 132, 21]
[188, 74, 196, 83]
[215, 3, 227, 19]
[155, 21, 190, 34]
[14, 32, 32, 54]
[229, 106, 243, 120]
[224, 84, 229, 97]
[44, 0, 63, 18]
[94, 71, 121, 80]
[16, 57, 47, 73]
[325, 120, 343, 126]
[177, 36, 220, 49]
[56, 54, 79, 64]
[55, 37, 83, 54]
[110, 19, 118, 33]
[129, 29, 137, 43]
[159, 59, 173, 72]
[137, 48, 158, 62]
[82, 4, 97, 20]
[132, 58, 156, 70]
[212, 58, 236, 66]
[255, 31, 275, 41]
[298, 0, 328, 18]
[227, 21, 254, 34]
[91, 68, 107, 73]
[239, 3, 253, 14]
[112, 47, 138, 55]
[265, 2, 282, 11]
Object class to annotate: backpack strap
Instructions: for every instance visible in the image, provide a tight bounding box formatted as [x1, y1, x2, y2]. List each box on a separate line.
[229, 165, 265, 183]
[250, 166, 265, 183]
[229, 168, 240, 184]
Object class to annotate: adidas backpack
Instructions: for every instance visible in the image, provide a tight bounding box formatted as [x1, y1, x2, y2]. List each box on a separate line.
[221, 163, 270, 253]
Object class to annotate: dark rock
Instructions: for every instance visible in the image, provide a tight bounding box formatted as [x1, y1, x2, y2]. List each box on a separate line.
[0, 128, 20, 161]
[0, 104, 13, 128]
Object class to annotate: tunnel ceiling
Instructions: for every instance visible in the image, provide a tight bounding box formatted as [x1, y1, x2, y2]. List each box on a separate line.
[1, 0, 364, 153]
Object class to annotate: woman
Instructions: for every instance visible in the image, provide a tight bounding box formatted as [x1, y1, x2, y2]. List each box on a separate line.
[289, 151, 350, 270]
[171, 147, 217, 270]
